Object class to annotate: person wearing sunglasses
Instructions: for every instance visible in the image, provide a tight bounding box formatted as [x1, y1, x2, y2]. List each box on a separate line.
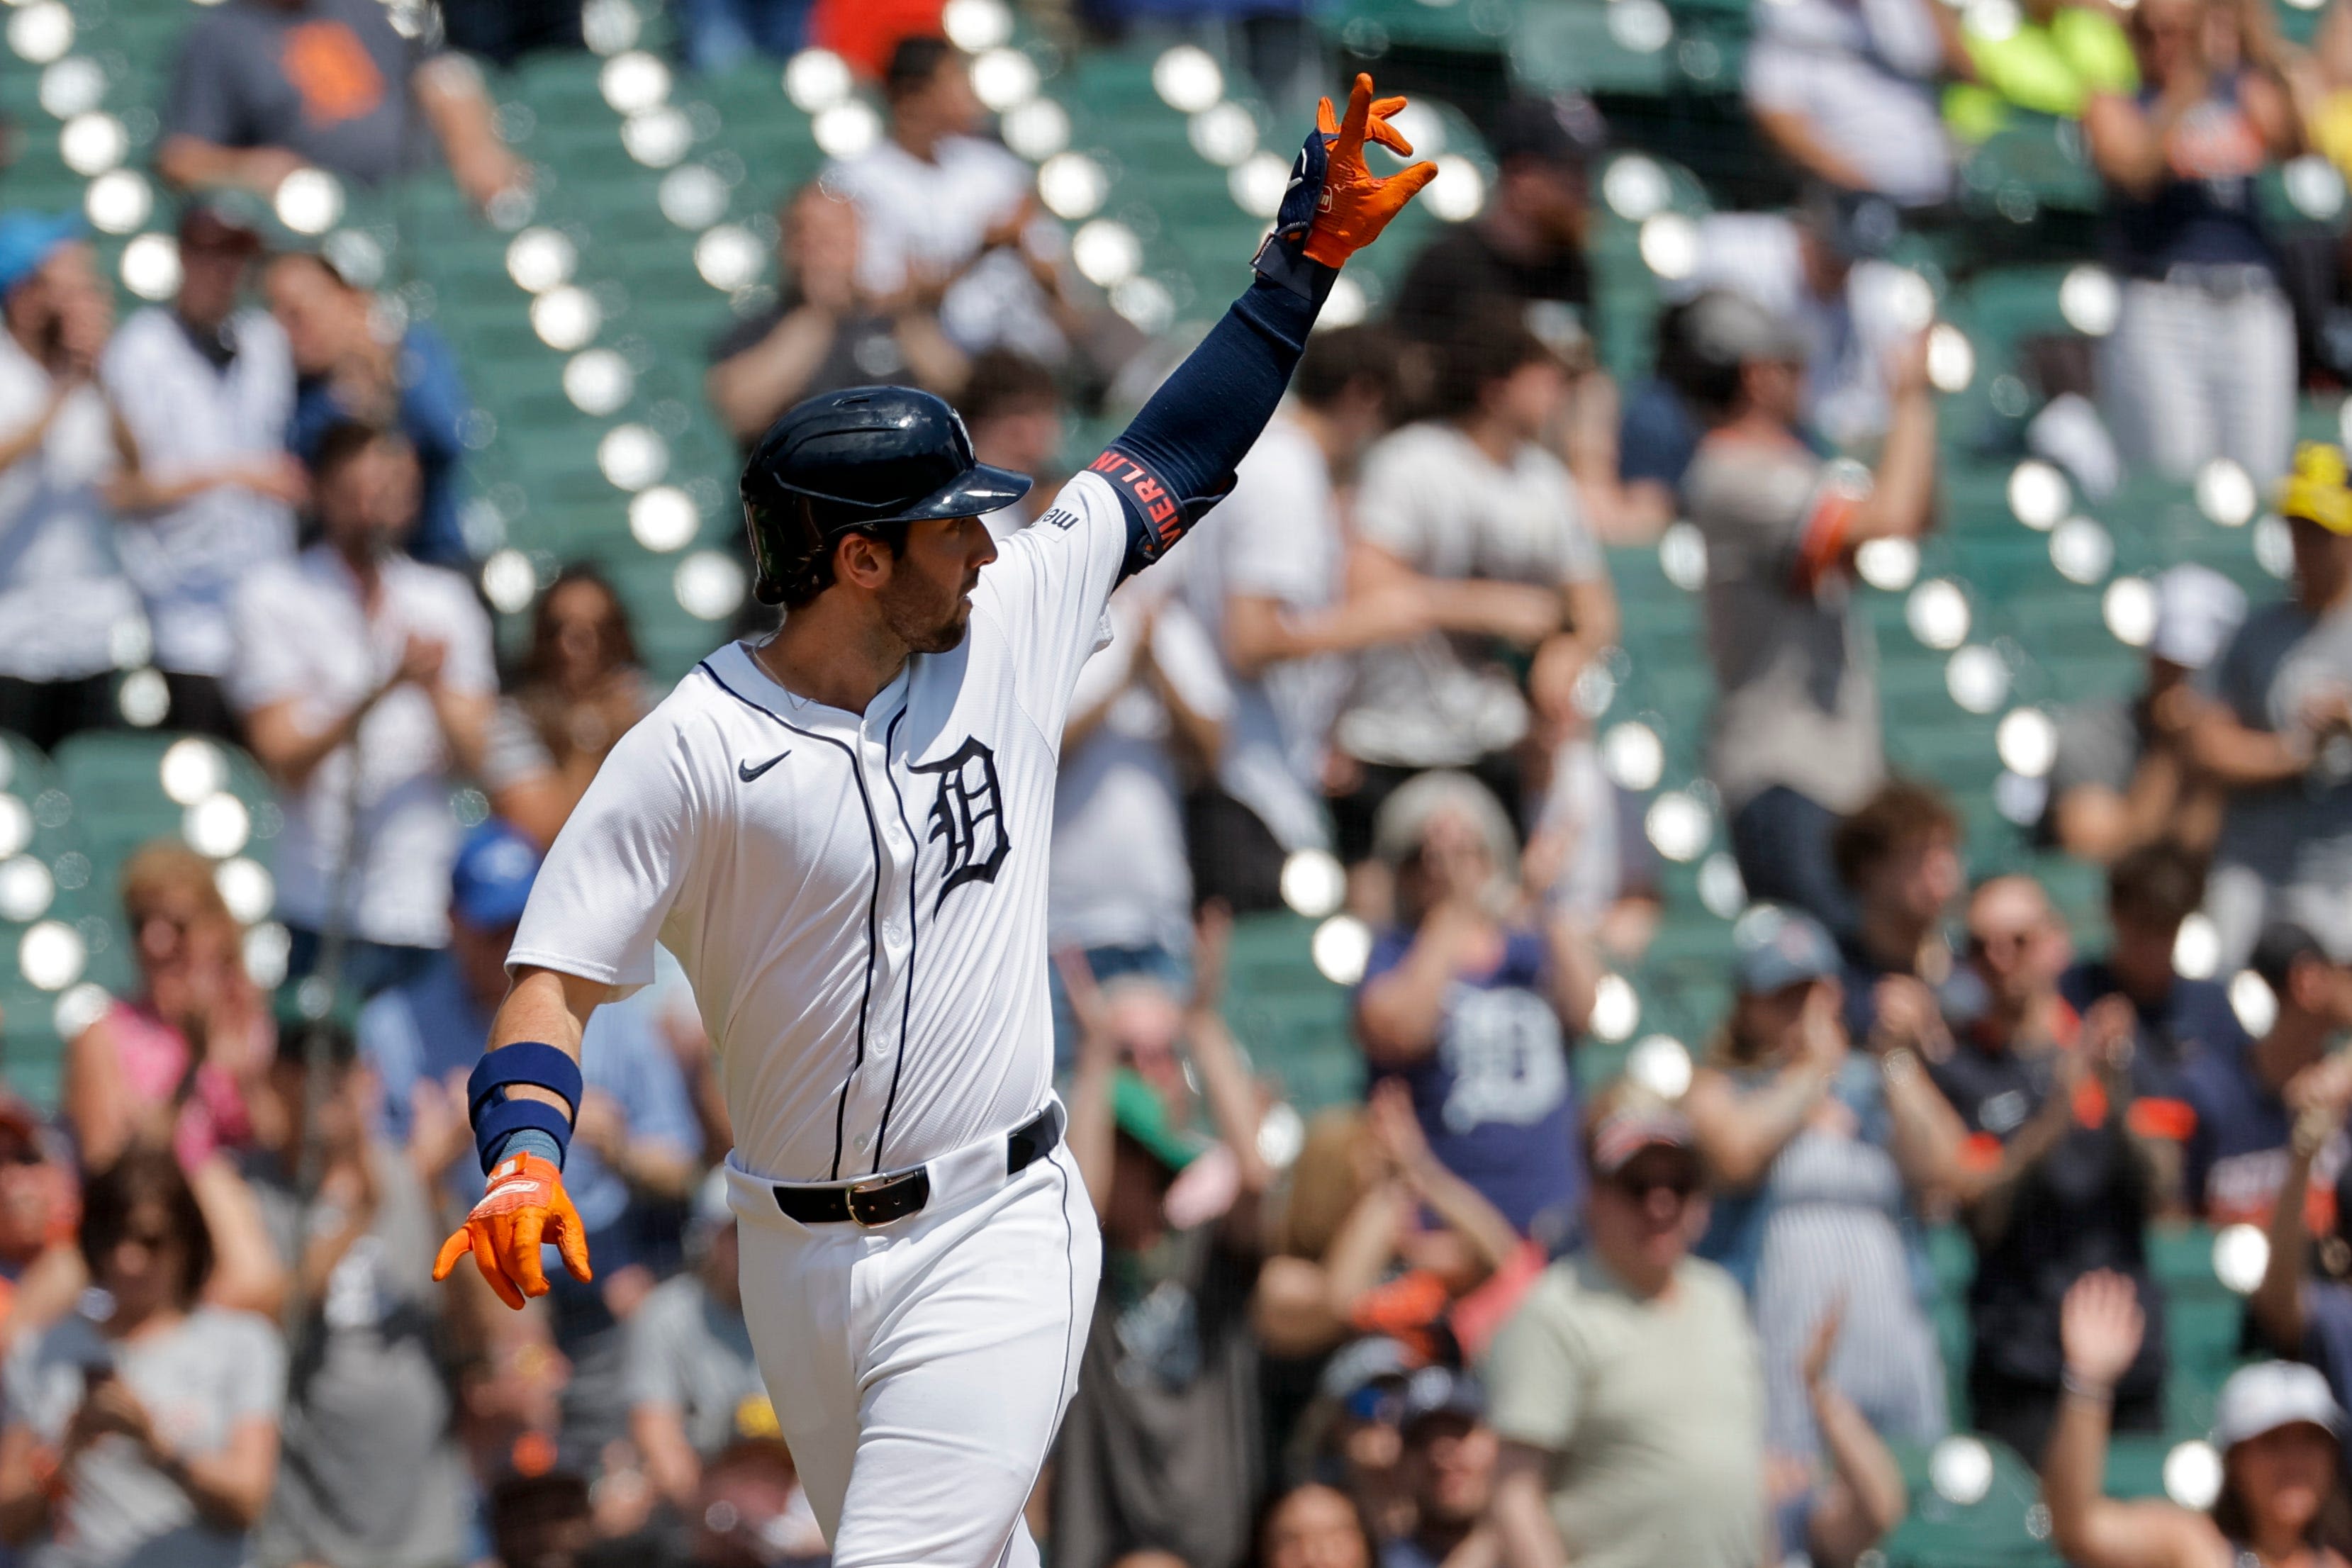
[1484, 1091, 1768, 1568]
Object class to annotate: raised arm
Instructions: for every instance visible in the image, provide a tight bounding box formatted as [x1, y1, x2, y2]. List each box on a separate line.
[2042, 1271, 2212, 1568]
[1096, 77, 1432, 582]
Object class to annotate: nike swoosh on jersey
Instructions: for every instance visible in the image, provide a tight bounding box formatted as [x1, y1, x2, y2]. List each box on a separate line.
[738, 751, 790, 782]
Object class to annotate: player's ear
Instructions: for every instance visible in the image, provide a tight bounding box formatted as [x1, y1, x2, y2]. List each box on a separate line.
[834, 531, 894, 592]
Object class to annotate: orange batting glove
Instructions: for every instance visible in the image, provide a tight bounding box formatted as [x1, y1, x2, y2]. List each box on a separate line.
[431, 1152, 593, 1311]
[1301, 74, 1438, 268]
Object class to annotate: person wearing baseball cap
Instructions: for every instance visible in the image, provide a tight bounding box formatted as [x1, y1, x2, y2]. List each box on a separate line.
[2188, 439, 2352, 973]
[2045, 562, 2246, 863]
[1684, 904, 1956, 1453]
[2047, 1269, 2348, 1568]
[1482, 1085, 1769, 1568]
[1384, 1368, 1499, 1568]
[0, 208, 142, 751]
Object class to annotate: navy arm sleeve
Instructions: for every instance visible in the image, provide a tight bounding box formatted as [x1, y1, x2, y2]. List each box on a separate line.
[1089, 278, 1323, 580]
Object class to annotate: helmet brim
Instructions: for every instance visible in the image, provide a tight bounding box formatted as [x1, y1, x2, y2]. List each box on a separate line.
[894, 462, 1033, 525]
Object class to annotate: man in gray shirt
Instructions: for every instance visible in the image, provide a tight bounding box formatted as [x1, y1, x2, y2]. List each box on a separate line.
[1675, 291, 1937, 932]
[625, 1173, 766, 1515]
[2189, 439, 2352, 967]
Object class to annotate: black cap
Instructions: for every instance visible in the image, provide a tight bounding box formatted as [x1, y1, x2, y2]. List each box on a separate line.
[739, 385, 1030, 605]
[1489, 94, 1606, 171]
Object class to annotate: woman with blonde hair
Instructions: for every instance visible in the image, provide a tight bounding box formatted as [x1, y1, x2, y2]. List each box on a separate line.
[64, 841, 274, 1172]
[1253, 1080, 1525, 1365]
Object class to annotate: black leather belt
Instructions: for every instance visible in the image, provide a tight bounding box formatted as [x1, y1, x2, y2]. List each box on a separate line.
[771, 1104, 1063, 1227]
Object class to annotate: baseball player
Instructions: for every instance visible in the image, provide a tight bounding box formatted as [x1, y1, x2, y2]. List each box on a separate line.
[430, 77, 1432, 1567]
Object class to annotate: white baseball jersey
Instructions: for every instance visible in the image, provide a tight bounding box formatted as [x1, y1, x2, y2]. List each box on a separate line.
[508, 468, 1135, 1183]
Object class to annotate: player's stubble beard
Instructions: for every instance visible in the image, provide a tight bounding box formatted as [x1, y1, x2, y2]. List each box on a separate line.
[878, 559, 984, 656]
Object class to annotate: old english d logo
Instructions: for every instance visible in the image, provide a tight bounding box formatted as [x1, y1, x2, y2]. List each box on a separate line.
[911, 737, 1009, 913]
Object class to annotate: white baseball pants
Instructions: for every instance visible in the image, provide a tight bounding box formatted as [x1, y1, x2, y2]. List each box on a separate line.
[724, 1141, 1100, 1568]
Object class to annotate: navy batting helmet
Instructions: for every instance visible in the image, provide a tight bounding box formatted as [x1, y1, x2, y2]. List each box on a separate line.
[739, 386, 1032, 606]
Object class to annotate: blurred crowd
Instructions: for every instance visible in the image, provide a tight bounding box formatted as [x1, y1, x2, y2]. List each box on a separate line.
[18, 0, 2352, 1565]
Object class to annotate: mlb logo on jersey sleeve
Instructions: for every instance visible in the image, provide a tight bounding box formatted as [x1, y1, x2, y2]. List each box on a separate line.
[911, 736, 1009, 912]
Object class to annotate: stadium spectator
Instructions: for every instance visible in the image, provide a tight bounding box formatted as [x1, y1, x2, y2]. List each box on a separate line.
[826, 37, 1074, 362]
[1390, 98, 1598, 351]
[705, 181, 967, 453]
[0, 1149, 286, 1568]
[265, 249, 477, 569]
[1048, 580, 1228, 1031]
[1251, 1087, 1526, 1365]
[1675, 294, 1938, 935]
[960, 349, 1063, 537]
[2085, 0, 2301, 487]
[1766, 1303, 1911, 1568]
[1684, 905, 1957, 1452]
[2247, 1033, 2352, 1388]
[244, 1019, 472, 1568]
[0, 213, 141, 751]
[101, 198, 303, 742]
[1250, 1482, 1379, 1568]
[1177, 324, 1417, 912]
[0, 1101, 84, 1365]
[1286, 1339, 1418, 1544]
[624, 1172, 766, 1515]
[2058, 840, 2249, 1068]
[1831, 780, 1965, 1042]
[2192, 440, 2352, 969]
[157, 0, 525, 212]
[483, 565, 651, 852]
[1744, 0, 1960, 206]
[2045, 563, 2246, 863]
[1484, 1092, 1766, 1568]
[1378, 1370, 1497, 1568]
[1055, 934, 1275, 1568]
[65, 842, 274, 1175]
[684, 1438, 828, 1567]
[1929, 875, 2185, 1461]
[1330, 313, 1618, 852]
[1669, 189, 1920, 452]
[1356, 773, 1597, 1238]
[230, 420, 493, 994]
[2047, 1270, 2348, 1568]
[2181, 921, 2352, 1226]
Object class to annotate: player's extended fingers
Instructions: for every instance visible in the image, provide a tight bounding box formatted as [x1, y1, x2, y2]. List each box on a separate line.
[1362, 96, 1415, 156]
[1333, 74, 1375, 164]
[430, 1226, 473, 1284]
[1377, 160, 1440, 212]
[547, 1202, 594, 1284]
[468, 1222, 528, 1311]
[507, 1209, 551, 1299]
[1315, 96, 1339, 140]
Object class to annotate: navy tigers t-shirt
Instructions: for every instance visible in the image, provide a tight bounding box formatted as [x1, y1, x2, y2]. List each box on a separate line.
[1358, 926, 1583, 1236]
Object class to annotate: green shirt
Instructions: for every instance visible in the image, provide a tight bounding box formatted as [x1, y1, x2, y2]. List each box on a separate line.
[1482, 1252, 1766, 1568]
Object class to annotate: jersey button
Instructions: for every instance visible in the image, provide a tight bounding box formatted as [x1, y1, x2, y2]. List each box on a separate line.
[853, 1132, 874, 1153]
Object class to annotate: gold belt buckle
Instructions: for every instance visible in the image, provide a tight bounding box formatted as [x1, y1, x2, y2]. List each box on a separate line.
[844, 1174, 902, 1228]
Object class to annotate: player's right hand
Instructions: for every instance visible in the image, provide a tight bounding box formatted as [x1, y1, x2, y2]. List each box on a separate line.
[1301, 74, 1438, 268]
[431, 1152, 593, 1311]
